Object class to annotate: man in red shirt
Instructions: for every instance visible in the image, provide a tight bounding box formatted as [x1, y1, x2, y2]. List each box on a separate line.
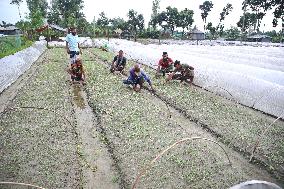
[156, 52, 174, 77]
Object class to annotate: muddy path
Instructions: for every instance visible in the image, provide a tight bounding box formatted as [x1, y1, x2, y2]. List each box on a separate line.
[83, 50, 282, 188]
[70, 84, 120, 189]
[0, 48, 119, 189]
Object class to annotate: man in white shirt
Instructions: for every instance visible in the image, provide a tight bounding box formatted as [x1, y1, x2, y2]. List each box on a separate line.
[65, 27, 82, 64]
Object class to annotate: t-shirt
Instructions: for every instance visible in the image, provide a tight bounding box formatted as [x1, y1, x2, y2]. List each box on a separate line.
[174, 64, 194, 76]
[66, 34, 79, 51]
[158, 57, 173, 69]
[113, 56, 127, 66]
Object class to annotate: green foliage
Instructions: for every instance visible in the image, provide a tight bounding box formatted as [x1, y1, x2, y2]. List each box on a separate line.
[96, 12, 109, 29]
[178, 8, 194, 36]
[224, 27, 241, 40]
[47, 0, 85, 28]
[0, 36, 33, 58]
[150, 0, 160, 29]
[26, 0, 48, 18]
[138, 29, 160, 39]
[237, 12, 258, 32]
[199, 1, 214, 24]
[265, 30, 283, 43]
[219, 3, 233, 23]
[127, 9, 145, 41]
[244, 0, 283, 27]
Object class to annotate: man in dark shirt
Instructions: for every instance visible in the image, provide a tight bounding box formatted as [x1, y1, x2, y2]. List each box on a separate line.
[110, 50, 127, 73]
[166, 60, 194, 85]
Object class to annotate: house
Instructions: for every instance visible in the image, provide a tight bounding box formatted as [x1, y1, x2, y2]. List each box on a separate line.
[0, 26, 21, 35]
[188, 28, 205, 40]
[247, 34, 272, 42]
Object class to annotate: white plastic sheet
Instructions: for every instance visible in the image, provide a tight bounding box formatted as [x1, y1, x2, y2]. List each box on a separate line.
[0, 41, 47, 93]
[94, 38, 284, 117]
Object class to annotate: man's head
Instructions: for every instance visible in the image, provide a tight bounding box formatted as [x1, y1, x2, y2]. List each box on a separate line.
[75, 57, 82, 67]
[118, 50, 123, 57]
[70, 27, 77, 36]
[162, 52, 168, 61]
[134, 64, 140, 76]
[174, 60, 181, 68]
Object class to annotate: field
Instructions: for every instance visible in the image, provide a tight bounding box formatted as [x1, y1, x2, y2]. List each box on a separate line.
[0, 47, 283, 188]
[0, 36, 33, 58]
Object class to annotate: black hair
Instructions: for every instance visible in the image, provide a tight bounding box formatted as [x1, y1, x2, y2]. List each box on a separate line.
[174, 60, 180, 67]
[163, 52, 167, 55]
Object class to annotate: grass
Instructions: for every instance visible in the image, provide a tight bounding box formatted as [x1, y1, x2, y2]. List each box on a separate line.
[87, 47, 284, 180]
[82, 49, 280, 188]
[0, 36, 33, 58]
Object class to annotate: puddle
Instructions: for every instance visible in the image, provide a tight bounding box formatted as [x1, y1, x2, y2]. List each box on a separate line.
[72, 85, 86, 109]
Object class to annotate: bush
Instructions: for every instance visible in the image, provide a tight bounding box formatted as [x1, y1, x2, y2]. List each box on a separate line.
[138, 30, 160, 39]
[0, 36, 33, 58]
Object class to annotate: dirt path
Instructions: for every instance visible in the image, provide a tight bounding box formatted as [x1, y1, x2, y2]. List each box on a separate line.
[70, 84, 119, 189]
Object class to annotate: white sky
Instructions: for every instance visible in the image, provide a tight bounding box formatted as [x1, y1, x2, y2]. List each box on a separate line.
[0, 0, 282, 32]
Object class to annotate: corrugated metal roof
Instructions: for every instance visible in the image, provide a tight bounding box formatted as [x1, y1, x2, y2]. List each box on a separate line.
[247, 34, 272, 39]
[49, 24, 66, 32]
[0, 26, 19, 31]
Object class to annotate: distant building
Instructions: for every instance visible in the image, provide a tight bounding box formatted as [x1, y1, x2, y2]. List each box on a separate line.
[247, 34, 272, 42]
[0, 26, 21, 35]
[188, 28, 205, 40]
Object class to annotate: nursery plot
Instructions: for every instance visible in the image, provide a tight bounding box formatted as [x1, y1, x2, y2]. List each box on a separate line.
[0, 49, 81, 188]
[83, 53, 280, 188]
[89, 48, 284, 181]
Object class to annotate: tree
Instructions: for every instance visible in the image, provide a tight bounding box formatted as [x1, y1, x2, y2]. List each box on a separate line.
[10, 0, 23, 19]
[199, 1, 214, 30]
[244, 0, 283, 27]
[225, 27, 241, 40]
[165, 6, 179, 35]
[96, 12, 109, 29]
[237, 12, 258, 33]
[178, 8, 194, 36]
[219, 4, 233, 23]
[127, 9, 144, 41]
[26, 0, 48, 18]
[48, 0, 85, 28]
[110, 17, 127, 31]
[0, 21, 13, 27]
[150, 0, 160, 30]
[156, 11, 168, 31]
[206, 22, 217, 39]
[242, 0, 265, 32]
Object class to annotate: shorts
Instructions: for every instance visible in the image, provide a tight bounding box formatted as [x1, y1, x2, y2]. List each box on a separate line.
[123, 76, 144, 86]
[110, 64, 125, 73]
[69, 51, 80, 59]
[71, 75, 84, 81]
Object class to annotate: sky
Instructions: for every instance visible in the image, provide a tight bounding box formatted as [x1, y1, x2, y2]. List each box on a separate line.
[0, 0, 282, 32]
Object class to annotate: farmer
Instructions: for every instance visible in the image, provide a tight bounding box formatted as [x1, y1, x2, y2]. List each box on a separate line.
[66, 27, 82, 64]
[123, 64, 154, 92]
[67, 57, 86, 85]
[156, 52, 174, 77]
[166, 60, 194, 86]
[110, 50, 127, 73]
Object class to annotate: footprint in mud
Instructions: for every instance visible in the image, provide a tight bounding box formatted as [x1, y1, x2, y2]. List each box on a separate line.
[72, 85, 86, 109]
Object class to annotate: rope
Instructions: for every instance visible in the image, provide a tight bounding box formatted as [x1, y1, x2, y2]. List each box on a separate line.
[0, 181, 46, 189]
[131, 137, 232, 189]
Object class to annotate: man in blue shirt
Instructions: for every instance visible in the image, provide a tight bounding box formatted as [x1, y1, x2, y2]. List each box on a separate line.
[123, 64, 154, 92]
[65, 27, 82, 64]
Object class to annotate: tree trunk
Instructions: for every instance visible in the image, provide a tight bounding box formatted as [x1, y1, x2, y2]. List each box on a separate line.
[18, 5, 22, 19]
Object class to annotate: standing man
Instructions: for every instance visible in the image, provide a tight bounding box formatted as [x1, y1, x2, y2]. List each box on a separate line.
[66, 27, 82, 64]
[110, 50, 127, 73]
[156, 52, 174, 77]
